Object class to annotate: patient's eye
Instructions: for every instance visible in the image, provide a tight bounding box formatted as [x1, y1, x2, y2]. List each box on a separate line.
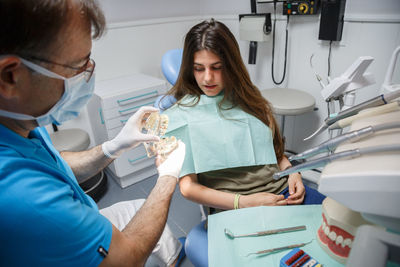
[212, 65, 222, 70]
[194, 65, 205, 72]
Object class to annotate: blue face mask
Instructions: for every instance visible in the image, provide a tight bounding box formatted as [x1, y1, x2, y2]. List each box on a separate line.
[0, 57, 95, 127]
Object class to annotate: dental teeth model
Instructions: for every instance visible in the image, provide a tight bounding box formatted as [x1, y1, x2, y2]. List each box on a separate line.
[316, 197, 371, 264]
[142, 112, 178, 158]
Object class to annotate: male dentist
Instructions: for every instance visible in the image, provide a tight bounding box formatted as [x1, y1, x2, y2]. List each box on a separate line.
[0, 1, 185, 266]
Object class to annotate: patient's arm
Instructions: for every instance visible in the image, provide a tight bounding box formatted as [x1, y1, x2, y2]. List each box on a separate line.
[179, 174, 287, 210]
[278, 156, 305, 204]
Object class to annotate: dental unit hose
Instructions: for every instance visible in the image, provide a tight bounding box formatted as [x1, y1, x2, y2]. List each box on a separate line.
[290, 121, 400, 161]
[274, 144, 400, 180]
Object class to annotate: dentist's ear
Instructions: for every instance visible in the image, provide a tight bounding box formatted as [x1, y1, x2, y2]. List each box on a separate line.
[0, 56, 23, 99]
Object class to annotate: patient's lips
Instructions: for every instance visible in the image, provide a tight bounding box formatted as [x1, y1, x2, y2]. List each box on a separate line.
[201, 83, 222, 96]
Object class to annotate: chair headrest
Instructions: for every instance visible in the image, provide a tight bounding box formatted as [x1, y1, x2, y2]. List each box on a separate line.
[161, 49, 183, 86]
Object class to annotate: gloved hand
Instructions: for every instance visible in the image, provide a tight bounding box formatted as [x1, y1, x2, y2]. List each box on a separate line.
[102, 106, 160, 158]
[157, 140, 186, 179]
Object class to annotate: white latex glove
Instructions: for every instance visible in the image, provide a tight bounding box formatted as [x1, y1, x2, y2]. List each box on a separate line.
[157, 140, 186, 179]
[102, 106, 160, 158]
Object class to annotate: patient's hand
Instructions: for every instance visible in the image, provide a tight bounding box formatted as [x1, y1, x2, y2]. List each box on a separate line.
[240, 192, 287, 208]
[287, 173, 305, 205]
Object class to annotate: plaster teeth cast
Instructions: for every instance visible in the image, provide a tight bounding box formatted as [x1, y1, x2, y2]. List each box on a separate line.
[317, 197, 371, 264]
[142, 112, 178, 157]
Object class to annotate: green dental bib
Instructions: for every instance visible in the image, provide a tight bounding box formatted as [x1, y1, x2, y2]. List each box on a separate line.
[163, 94, 277, 177]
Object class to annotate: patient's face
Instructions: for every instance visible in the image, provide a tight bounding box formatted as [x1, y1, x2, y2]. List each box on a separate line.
[193, 50, 224, 96]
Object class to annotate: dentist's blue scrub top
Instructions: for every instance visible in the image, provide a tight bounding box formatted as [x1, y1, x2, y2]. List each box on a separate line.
[0, 125, 112, 267]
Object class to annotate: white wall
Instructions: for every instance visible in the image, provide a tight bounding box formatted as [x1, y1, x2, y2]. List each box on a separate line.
[57, 0, 400, 154]
[98, 0, 400, 23]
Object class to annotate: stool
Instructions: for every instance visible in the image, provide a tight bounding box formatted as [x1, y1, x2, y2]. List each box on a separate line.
[50, 128, 90, 153]
[50, 127, 107, 202]
[261, 88, 315, 136]
[261, 88, 315, 155]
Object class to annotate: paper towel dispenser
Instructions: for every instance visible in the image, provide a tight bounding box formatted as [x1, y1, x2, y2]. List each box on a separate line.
[239, 13, 271, 42]
[239, 13, 271, 64]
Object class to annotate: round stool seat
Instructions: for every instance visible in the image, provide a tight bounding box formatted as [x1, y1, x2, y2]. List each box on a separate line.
[50, 128, 90, 152]
[261, 88, 315, 116]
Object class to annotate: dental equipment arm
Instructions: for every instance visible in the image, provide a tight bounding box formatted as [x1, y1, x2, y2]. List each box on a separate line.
[321, 56, 375, 101]
[290, 121, 400, 161]
[273, 144, 400, 180]
[382, 46, 400, 94]
[304, 90, 400, 140]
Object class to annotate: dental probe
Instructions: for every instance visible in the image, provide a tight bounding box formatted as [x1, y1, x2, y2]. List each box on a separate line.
[290, 121, 400, 161]
[224, 225, 306, 239]
[245, 240, 313, 257]
[274, 144, 400, 180]
[304, 89, 400, 140]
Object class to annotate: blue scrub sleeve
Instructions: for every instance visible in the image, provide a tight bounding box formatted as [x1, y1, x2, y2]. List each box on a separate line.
[0, 150, 112, 267]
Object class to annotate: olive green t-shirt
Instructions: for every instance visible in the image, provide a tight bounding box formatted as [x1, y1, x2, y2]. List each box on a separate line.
[197, 164, 288, 215]
[198, 164, 288, 196]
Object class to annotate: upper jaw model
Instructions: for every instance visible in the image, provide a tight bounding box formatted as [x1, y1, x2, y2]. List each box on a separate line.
[317, 197, 372, 264]
[142, 112, 178, 158]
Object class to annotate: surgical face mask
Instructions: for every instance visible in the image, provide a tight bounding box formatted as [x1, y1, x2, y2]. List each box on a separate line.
[0, 57, 95, 127]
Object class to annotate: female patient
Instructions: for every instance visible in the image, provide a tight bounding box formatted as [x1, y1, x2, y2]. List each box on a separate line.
[163, 18, 325, 211]
[161, 18, 325, 266]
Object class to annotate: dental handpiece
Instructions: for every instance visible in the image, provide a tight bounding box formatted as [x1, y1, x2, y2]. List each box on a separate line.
[290, 126, 374, 161]
[274, 149, 361, 179]
[290, 121, 400, 161]
[274, 144, 400, 180]
[329, 100, 400, 130]
[325, 90, 400, 126]
[304, 90, 400, 141]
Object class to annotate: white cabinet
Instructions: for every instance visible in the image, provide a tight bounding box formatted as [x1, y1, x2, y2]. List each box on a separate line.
[87, 74, 167, 188]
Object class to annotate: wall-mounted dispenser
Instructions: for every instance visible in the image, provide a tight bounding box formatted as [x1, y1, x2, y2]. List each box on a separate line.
[318, 0, 346, 41]
[239, 13, 272, 64]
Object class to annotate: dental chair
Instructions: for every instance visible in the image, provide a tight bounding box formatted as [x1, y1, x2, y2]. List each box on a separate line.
[154, 49, 181, 110]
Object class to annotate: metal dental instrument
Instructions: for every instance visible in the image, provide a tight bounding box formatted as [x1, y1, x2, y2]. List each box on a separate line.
[274, 144, 400, 179]
[244, 240, 313, 257]
[328, 100, 400, 130]
[224, 225, 306, 239]
[290, 122, 400, 161]
[304, 89, 400, 140]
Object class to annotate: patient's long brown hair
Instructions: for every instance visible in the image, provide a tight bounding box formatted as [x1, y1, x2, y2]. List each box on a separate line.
[168, 18, 284, 161]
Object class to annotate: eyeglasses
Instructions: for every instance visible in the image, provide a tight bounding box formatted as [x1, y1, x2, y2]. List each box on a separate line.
[23, 55, 96, 82]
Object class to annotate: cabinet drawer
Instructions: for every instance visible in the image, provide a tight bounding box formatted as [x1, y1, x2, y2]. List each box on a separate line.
[101, 97, 157, 121]
[102, 84, 165, 110]
[112, 145, 154, 178]
[107, 127, 121, 140]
